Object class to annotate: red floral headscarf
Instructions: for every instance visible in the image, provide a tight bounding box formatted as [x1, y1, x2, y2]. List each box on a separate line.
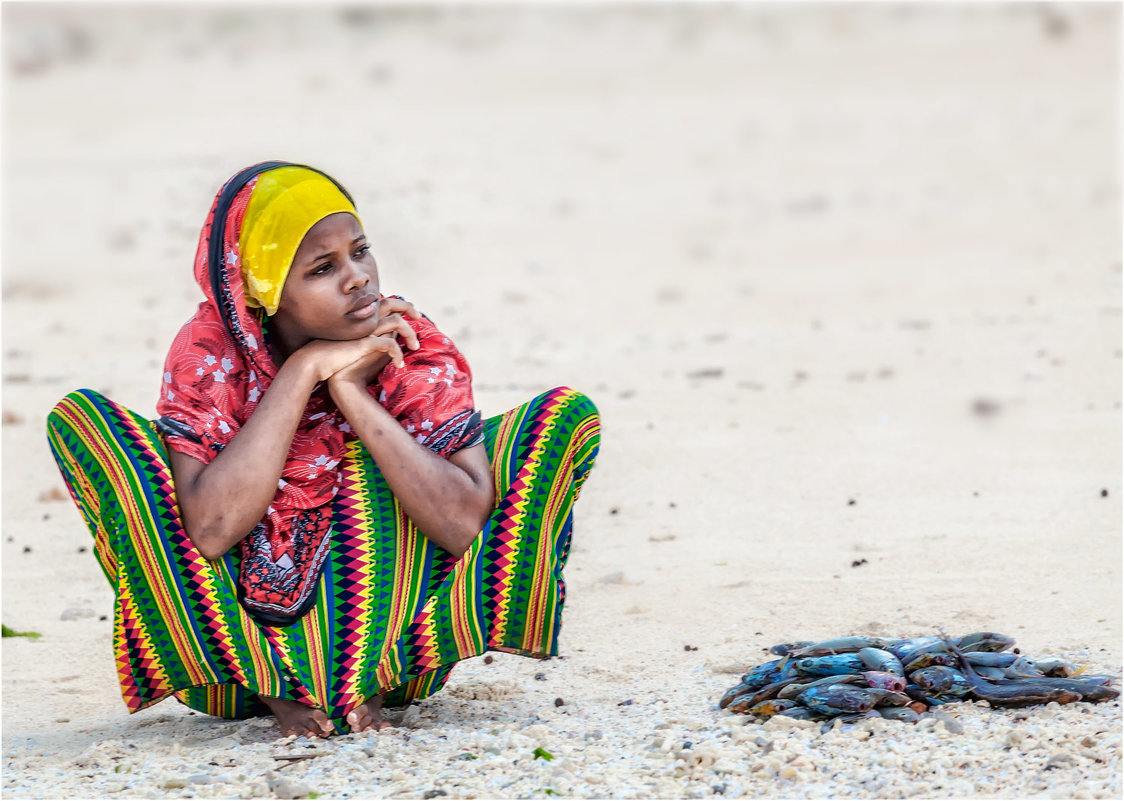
[156, 162, 482, 625]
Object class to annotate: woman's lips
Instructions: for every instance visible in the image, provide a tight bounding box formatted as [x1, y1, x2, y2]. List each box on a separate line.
[347, 299, 379, 320]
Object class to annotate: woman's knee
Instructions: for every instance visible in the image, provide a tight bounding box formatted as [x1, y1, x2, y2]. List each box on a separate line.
[527, 387, 600, 459]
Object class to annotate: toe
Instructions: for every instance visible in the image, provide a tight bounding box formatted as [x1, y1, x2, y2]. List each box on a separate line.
[347, 709, 369, 732]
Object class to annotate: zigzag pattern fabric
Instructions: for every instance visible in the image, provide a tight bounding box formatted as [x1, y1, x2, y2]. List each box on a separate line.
[46, 386, 599, 732]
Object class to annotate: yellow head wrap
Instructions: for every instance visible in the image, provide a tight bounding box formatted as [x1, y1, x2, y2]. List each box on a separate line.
[239, 166, 362, 316]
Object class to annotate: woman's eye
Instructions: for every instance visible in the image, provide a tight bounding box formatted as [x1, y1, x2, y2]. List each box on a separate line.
[355, 245, 371, 258]
[312, 262, 332, 275]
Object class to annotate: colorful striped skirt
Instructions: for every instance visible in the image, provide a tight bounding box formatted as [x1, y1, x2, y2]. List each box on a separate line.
[46, 387, 599, 732]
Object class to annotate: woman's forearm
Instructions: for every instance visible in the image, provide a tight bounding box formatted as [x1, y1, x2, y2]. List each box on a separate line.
[170, 357, 321, 559]
[328, 381, 494, 558]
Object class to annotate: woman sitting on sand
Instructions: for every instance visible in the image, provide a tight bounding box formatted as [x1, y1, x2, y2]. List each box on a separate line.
[46, 161, 600, 737]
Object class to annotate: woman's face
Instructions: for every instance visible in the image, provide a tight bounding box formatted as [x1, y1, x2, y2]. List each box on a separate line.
[270, 212, 381, 353]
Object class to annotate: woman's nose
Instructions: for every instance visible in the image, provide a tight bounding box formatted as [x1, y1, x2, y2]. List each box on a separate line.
[342, 259, 370, 292]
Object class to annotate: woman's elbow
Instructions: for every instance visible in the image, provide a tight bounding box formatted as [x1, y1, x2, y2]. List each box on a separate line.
[178, 508, 233, 561]
[185, 526, 230, 561]
[445, 496, 494, 559]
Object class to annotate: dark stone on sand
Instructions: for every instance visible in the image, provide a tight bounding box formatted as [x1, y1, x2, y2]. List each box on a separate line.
[686, 367, 724, 380]
[483, 655, 493, 664]
[1101, 488, 1108, 497]
[554, 697, 565, 707]
[972, 398, 1002, 417]
[534, 673, 546, 681]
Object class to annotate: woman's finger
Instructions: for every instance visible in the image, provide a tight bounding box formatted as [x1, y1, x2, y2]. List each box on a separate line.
[374, 335, 405, 369]
[373, 313, 421, 351]
[379, 297, 421, 320]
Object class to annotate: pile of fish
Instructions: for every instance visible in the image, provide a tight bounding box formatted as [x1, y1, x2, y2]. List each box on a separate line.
[719, 631, 1120, 726]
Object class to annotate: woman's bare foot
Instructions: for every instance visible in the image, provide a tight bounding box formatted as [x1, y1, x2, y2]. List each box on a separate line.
[346, 693, 392, 733]
[259, 695, 334, 738]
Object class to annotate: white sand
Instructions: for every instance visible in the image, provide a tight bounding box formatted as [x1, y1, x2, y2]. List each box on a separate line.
[2, 4, 1120, 798]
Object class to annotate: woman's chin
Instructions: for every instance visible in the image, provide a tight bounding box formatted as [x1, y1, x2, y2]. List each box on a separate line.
[329, 318, 381, 340]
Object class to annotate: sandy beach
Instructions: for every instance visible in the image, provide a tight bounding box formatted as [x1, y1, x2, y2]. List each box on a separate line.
[2, 3, 1120, 798]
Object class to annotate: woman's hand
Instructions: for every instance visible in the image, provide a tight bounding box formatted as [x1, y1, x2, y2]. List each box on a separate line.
[289, 299, 422, 385]
[326, 300, 423, 389]
[291, 333, 402, 385]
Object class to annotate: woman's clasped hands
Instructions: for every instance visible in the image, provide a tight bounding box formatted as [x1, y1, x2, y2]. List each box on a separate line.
[293, 297, 423, 387]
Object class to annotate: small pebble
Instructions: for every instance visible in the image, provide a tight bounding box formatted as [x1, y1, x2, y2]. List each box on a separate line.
[269, 779, 313, 799]
[932, 711, 964, 735]
[1045, 752, 1077, 770]
[22, 546, 31, 553]
[483, 655, 493, 664]
[1100, 488, 1109, 497]
[534, 673, 546, 681]
[38, 487, 68, 502]
[553, 698, 564, 707]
